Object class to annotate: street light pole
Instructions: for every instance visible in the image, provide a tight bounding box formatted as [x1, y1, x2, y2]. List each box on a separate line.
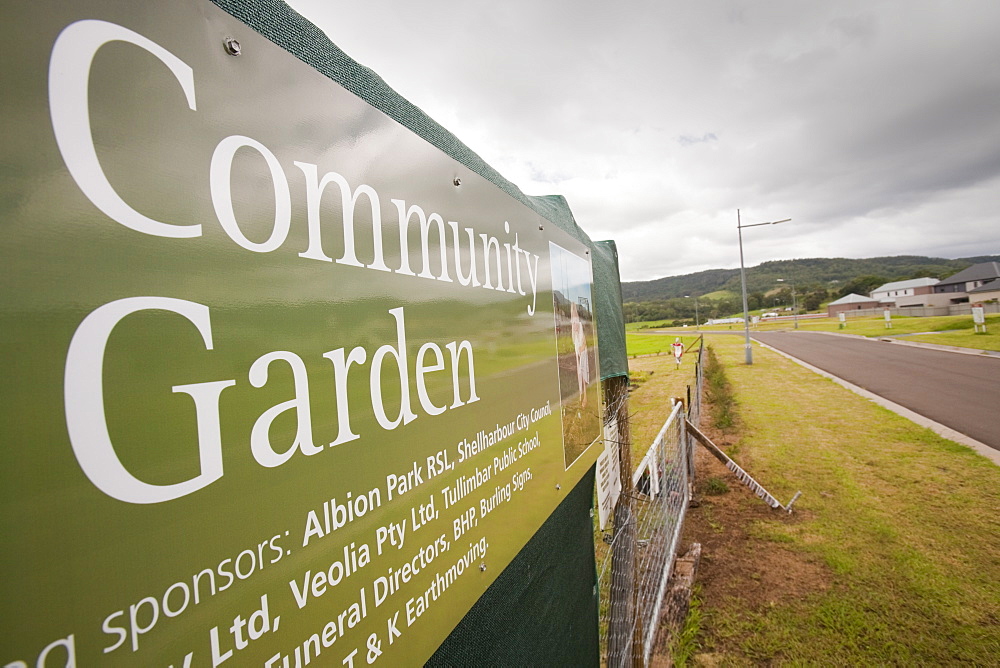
[685, 295, 700, 330]
[738, 211, 751, 364]
[738, 210, 791, 365]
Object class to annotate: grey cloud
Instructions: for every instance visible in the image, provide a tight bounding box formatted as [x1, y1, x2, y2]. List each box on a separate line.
[678, 133, 718, 147]
[287, 0, 1000, 281]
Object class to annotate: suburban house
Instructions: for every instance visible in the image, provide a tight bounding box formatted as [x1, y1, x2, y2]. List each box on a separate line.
[827, 293, 879, 317]
[870, 277, 939, 305]
[969, 278, 1000, 304]
[932, 261, 1000, 304]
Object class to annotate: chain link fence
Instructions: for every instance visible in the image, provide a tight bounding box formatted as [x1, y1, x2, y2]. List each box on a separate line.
[598, 340, 703, 666]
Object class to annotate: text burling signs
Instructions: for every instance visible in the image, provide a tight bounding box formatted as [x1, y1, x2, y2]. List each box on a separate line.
[0, 2, 603, 666]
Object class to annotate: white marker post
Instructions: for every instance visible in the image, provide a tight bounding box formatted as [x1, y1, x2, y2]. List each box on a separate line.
[884, 309, 892, 329]
[595, 416, 622, 530]
[972, 304, 987, 333]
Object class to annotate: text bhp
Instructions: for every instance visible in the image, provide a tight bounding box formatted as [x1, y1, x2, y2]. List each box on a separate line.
[453, 507, 477, 541]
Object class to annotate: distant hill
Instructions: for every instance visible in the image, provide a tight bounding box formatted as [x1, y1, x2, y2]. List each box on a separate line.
[621, 255, 1000, 302]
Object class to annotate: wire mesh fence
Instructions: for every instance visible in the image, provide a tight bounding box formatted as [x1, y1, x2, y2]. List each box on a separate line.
[598, 341, 704, 666]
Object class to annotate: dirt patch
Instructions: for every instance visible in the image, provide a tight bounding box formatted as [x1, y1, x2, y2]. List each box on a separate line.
[683, 446, 830, 610]
[655, 403, 833, 660]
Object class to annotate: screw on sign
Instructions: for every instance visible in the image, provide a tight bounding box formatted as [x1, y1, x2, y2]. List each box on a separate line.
[671, 338, 684, 368]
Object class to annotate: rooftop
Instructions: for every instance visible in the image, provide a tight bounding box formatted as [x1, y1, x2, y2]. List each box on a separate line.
[828, 293, 878, 305]
[939, 261, 1000, 286]
[871, 277, 939, 293]
[969, 278, 1000, 294]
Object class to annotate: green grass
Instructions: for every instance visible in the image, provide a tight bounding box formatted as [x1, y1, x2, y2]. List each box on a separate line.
[673, 334, 1000, 663]
[906, 324, 1000, 351]
[626, 318, 677, 331]
[652, 313, 1000, 352]
[790, 312, 999, 338]
[703, 477, 730, 495]
[628, 369, 652, 389]
[626, 333, 701, 357]
[627, 348, 700, 462]
[700, 290, 738, 300]
[703, 345, 737, 431]
[672, 587, 704, 666]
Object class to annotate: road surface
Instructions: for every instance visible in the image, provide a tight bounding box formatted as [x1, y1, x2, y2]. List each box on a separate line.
[753, 331, 1000, 452]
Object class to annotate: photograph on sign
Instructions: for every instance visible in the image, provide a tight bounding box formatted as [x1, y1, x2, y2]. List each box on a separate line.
[549, 242, 602, 469]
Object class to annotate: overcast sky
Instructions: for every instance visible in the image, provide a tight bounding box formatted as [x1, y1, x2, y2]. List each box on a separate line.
[284, 0, 1000, 282]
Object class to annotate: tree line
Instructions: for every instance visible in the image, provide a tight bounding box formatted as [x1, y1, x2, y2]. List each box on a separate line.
[622, 254, 1000, 303]
[624, 285, 831, 325]
[622, 254, 1000, 324]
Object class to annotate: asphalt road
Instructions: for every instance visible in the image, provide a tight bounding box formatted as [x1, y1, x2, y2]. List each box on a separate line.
[753, 331, 1000, 452]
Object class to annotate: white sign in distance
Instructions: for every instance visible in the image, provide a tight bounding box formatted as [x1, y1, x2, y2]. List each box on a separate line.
[596, 416, 622, 530]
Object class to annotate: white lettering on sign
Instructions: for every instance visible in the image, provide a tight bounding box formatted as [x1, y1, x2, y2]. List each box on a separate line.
[42, 19, 559, 504]
[211, 135, 292, 253]
[64, 297, 232, 504]
[64, 299, 478, 503]
[49, 20, 201, 239]
[47, 19, 542, 316]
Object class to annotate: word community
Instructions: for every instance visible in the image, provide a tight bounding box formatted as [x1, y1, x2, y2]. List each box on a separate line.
[50, 19, 544, 316]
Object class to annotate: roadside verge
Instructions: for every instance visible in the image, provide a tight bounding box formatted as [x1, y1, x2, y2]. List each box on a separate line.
[800, 328, 1000, 358]
[754, 338, 1000, 465]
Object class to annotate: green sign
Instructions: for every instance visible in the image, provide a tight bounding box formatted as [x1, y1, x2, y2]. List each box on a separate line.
[1, 2, 602, 666]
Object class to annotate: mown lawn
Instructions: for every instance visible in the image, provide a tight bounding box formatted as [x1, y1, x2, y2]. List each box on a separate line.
[906, 319, 1000, 351]
[627, 347, 701, 461]
[625, 333, 701, 357]
[648, 313, 1000, 352]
